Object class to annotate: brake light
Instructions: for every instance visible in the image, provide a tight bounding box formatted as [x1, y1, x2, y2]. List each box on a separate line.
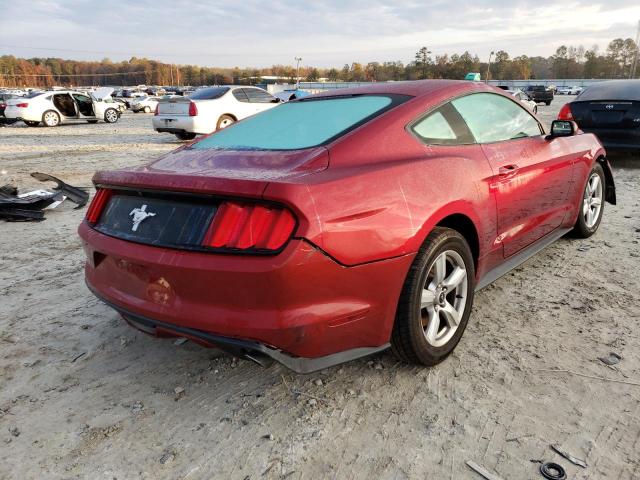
[154, 103, 159, 116]
[558, 103, 573, 120]
[85, 188, 112, 224]
[202, 201, 296, 251]
[188, 101, 198, 116]
[15, 103, 28, 108]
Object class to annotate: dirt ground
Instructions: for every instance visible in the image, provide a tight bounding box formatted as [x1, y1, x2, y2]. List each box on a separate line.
[1, 101, 640, 480]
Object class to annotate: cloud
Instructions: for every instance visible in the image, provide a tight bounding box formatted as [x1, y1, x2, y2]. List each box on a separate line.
[1, 0, 639, 67]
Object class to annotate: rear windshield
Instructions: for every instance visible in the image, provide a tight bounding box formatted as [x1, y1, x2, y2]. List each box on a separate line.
[192, 94, 409, 151]
[576, 80, 640, 101]
[189, 87, 230, 100]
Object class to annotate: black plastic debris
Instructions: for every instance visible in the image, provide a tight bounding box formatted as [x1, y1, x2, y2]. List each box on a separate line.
[0, 173, 88, 222]
[599, 352, 622, 366]
[31, 172, 89, 208]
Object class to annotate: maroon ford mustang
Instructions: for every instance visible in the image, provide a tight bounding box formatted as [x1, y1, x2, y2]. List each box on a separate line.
[79, 80, 616, 373]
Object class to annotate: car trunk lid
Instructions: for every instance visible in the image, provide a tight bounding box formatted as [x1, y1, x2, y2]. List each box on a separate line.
[93, 146, 329, 198]
[157, 97, 192, 116]
[571, 100, 640, 129]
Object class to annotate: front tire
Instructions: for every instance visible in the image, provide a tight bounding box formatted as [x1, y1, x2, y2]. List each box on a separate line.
[144, 106, 151, 113]
[571, 163, 605, 238]
[104, 108, 119, 124]
[42, 110, 60, 127]
[175, 132, 196, 141]
[391, 227, 475, 366]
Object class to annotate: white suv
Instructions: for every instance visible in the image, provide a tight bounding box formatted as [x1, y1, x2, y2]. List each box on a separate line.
[152, 86, 280, 140]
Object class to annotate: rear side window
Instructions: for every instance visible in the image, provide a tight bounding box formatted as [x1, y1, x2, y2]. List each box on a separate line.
[410, 103, 474, 145]
[243, 88, 276, 103]
[189, 87, 230, 100]
[452, 93, 542, 143]
[232, 89, 249, 102]
[192, 94, 410, 151]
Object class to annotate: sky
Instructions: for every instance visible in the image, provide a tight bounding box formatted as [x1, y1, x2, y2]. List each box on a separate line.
[1, 0, 639, 68]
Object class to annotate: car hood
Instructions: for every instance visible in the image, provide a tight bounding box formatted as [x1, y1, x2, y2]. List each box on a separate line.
[93, 146, 330, 198]
[91, 87, 115, 101]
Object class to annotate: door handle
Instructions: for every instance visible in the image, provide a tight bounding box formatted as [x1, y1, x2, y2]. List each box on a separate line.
[498, 164, 519, 177]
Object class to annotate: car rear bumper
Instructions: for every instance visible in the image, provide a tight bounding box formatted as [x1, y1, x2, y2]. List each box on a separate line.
[78, 221, 413, 365]
[152, 115, 213, 135]
[581, 128, 640, 151]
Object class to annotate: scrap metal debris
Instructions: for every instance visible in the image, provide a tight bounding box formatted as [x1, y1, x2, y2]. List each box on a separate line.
[465, 460, 505, 480]
[550, 444, 588, 468]
[0, 173, 89, 222]
[599, 352, 622, 366]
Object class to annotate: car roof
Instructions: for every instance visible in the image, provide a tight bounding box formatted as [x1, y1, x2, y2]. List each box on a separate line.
[308, 80, 495, 100]
[577, 80, 640, 101]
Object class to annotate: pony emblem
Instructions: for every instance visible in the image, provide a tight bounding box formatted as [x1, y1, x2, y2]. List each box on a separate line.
[129, 204, 156, 231]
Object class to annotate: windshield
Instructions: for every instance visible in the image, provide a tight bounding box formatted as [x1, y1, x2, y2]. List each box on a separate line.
[193, 94, 409, 151]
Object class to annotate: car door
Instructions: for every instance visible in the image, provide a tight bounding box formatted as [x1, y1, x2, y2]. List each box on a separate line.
[52, 93, 78, 120]
[230, 89, 257, 120]
[71, 93, 96, 119]
[451, 92, 575, 257]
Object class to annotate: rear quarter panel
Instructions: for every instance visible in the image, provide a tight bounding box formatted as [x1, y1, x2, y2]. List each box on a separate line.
[264, 85, 500, 272]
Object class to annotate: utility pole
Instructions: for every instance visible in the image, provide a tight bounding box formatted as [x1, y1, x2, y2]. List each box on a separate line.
[486, 51, 494, 83]
[294, 57, 302, 88]
[631, 20, 640, 79]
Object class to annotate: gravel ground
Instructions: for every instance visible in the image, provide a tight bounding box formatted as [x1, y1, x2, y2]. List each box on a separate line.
[1, 99, 640, 480]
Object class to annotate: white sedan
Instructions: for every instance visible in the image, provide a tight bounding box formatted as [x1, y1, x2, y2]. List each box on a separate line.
[152, 86, 280, 140]
[4, 87, 121, 127]
[506, 89, 538, 114]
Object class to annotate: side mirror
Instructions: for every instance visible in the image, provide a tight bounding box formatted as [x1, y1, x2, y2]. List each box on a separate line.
[547, 120, 577, 140]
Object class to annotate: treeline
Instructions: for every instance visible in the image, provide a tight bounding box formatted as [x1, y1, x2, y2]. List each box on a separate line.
[0, 37, 638, 88]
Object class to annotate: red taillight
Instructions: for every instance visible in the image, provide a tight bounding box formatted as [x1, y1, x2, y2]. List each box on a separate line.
[202, 201, 296, 251]
[188, 101, 198, 116]
[154, 103, 159, 116]
[85, 188, 112, 224]
[15, 102, 28, 108]
[558, 103, 573, 120]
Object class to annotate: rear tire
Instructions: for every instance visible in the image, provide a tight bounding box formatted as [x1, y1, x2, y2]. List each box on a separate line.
[175, 132, 196, 141]
[545, 101, 551, 106]
[24, 120, 40, 127]
[42, 110, 60, 127]
[570, 163, 605, 238]
[216, 114, 235, 130]
[391, 227, 475, 366]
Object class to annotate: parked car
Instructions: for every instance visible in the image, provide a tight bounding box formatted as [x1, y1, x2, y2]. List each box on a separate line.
[131, 96, 160, 113]
[0, 93, 18, 124]
[80, 80, 615, 373]
[153, 86, 280, 140]
[110, 97, 128, 113]
[274, 89, 311, 102]
[506, 89, 537, 113]
[559, 79, 640, 151]
[524, 85, 554, 105]
[4, 88, 121, 126]
[557, 86, 583, 95]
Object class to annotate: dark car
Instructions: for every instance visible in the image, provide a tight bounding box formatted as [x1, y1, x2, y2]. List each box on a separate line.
[558, 80, 640, 151]
[524, 85, 554, 105]
[80, 80, 614, 373]
[0, 93, 18, 124]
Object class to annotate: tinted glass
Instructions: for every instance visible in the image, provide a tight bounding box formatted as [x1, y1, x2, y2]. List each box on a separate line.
[576, 80, 640, 101]
[232, 89, 249, 102]
[189, 87, 229, 100]
[412, 111, 456, 142]
[193, 95, 409, 151]
[452, 93, 541, 143]
[243, 88, 275, 103]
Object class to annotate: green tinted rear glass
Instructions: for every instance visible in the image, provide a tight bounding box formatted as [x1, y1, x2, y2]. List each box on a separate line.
[193, 95, 408, 151]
